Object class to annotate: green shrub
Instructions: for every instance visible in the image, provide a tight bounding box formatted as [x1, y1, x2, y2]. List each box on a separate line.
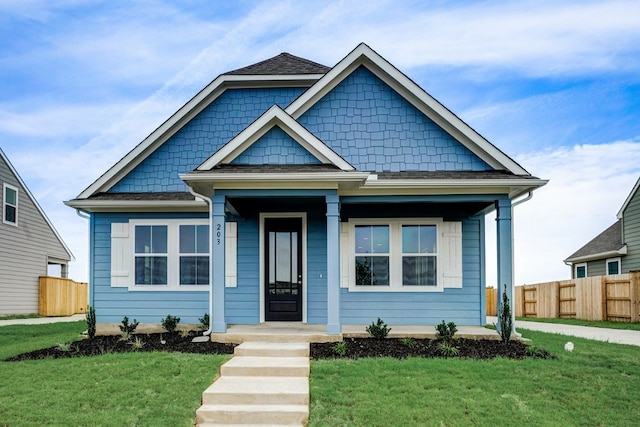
[435, 320, 457, 343]
[333, 341, 347, 356]
[498, 289, 513, 343]
[161, 315, 180, 333]
[401, 337, 416, 348]
[438, 341, 459, 357]
[198, 313, 210, 331]
[86, 306, 96, 339]
[119, 316, 139, 339]
[129, 337, 145, 350]
[366, 318, 391, 339]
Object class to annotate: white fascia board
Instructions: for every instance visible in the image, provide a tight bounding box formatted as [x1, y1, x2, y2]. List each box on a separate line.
[564, 246, 628, 264]
[76, 74, 323, 199]
[63, 199, 208, 213]
[198, 105, 354, 171]
[617, 177, 640, 219]
[181, 171, 369, 183]
[0, 147, 74, 261]
[286, 43, 529, 175]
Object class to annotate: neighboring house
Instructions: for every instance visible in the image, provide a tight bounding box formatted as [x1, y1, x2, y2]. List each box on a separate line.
[0, 147, 74, 315]
[65, 43, 546, 333]
[565, 177, 640, 278]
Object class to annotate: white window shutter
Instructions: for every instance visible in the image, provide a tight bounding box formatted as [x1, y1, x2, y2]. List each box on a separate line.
[440, 221, 463, 288]
[340, 222, 351, 288]
[111, 222, 131, 287]
[225, 222, 237, 287]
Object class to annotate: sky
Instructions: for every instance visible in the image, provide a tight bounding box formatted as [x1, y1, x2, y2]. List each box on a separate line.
[1, 0, 639, 286]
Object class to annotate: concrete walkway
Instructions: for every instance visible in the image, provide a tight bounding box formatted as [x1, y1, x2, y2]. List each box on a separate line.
[487, 317, 640, 347]
[0, 314, 85, 327]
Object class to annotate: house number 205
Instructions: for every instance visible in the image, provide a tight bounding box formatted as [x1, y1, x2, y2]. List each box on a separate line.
[216, 223, 221, 245]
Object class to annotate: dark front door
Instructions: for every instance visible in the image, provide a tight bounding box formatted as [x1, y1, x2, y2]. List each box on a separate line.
[265, 218, 303, 321]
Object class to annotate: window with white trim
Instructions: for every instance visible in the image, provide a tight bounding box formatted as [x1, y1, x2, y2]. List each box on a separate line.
[109, 219, 236, 291]
[3, 183, 18, 226]
[606, 258, 621, 275]
[341, 218, 462, 292]
[575, 263, 587, 278]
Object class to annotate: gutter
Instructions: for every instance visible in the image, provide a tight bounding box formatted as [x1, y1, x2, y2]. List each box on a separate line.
[187, 187, 214, 336]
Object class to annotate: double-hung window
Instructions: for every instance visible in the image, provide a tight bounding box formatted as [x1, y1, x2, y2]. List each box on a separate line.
[402, 225, 437, 286]
[606, 258, 621, 275]
[355, 225, 390, 286]
[179, 225, 209, 285]
[134, 225, 168, 285]
[3, 183, 18, 226]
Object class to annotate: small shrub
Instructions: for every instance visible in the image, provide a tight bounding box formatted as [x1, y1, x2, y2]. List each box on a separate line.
[119, 316, 139, 335]
[57, 342, 72, 352]
[129, 337, 145, 350]
[438, 341, 459, 357]
[180, 329, 190, 338]
[161, 314, 180, 333]
[401, 337, 416, 348]
[333, 341, 347, 356]
[366, 318, 391, 338]
[498, 289, 513, 343]
[435, 320, 457, 343]
[198, 313, 210, 331]
[86, 306, 96, 339]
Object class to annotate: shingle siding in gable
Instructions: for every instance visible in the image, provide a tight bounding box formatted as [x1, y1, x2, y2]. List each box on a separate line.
[109, 87, 306, 192]
[298, 66, 492, 173]
[623, 188, 640, 273]
[231, 126, 321, 165]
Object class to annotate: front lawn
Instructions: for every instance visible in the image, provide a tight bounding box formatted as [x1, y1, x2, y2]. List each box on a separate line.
[309, 329, 640, 426]
[0, 322, 229, 426]
[517, 316, 640, 331]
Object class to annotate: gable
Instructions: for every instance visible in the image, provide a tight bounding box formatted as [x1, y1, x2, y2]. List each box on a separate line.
[231, 126, 321, 165]
[297, 66, 493, 173]
[109, 87, 307, 193]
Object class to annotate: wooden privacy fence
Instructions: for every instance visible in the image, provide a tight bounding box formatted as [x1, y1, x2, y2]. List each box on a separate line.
[486, 287, 497, 316]
[39, 276, 88, 316]
[513, 272, 640, 322]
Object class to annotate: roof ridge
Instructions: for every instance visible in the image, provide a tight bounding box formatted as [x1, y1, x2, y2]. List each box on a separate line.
[224, 52, 331, 75]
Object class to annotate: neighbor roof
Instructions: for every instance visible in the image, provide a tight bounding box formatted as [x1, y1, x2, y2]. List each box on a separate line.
[224, 52, 331, 75]
[564, 221, 626, 263]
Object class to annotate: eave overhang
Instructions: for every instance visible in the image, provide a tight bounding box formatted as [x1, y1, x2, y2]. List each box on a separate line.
[63, 199, 208, 213]
[564, 245, 628, 265]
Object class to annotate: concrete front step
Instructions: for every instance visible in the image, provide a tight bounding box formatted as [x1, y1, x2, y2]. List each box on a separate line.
[202, 376, 309, 405]
[220, 356, 309, 377]
[196, 404, 308, 425]
[234, 341, 309, 358]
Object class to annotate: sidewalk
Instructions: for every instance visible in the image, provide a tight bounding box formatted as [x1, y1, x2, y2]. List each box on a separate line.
[0, 314, 85, 327]
[487, 316, 640, 347]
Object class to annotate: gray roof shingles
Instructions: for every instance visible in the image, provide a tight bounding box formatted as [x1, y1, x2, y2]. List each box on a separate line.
[565, 220, 624, 261]
[224, 52, 331, 75]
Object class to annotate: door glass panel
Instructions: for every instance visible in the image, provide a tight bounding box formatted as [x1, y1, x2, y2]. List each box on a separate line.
[269, 231, 275, 286]
[276, 232, 291, 283]
[291, 232, 298, 286]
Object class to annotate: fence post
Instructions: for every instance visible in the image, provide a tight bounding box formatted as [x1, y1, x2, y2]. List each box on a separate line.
[631, 272, 640, 323]
[601, 276, 607, 321]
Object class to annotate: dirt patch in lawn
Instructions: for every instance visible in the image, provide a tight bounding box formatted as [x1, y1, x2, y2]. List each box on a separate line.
[311, 338, 555, 360]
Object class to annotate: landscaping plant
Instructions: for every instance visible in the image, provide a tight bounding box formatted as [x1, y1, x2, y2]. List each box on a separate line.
[86, 306, 96, 339]
[333, 341, 347, 356]
[198, 313, 210, 331]
[435, 320, 457, 343]
[498, 289, 513, 343]
[366, 318, 391, 338]
[119, 316, 139, 341]
[161, 314, 180, 333]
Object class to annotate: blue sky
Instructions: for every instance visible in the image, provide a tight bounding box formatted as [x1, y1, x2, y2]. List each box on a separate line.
[1, 0, 640, 285]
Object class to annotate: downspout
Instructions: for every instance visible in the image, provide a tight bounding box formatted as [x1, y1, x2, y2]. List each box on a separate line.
[188, 187, 214, 336]
[509, 191, 533, 336]
[75, 208, 92, 306]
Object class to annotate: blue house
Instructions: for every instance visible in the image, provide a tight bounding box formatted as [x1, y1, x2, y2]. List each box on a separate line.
[66, 43, 546, 334]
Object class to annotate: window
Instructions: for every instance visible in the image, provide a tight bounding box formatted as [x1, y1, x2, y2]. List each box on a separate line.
[3, 183, 18, 225]
[575, 263, 587, 278]
[179, 225, 209, 285]
[402, 225, 437, 286]
[135, 225, 168, 285]
[355, 225, 390, 286]
[606, 258, 621, 275]
[342, 218, 461, 292]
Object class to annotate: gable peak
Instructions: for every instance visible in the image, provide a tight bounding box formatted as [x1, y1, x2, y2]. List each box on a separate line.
[224, 52, 331, 76]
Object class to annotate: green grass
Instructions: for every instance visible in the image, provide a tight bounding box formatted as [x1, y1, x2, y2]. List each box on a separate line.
[0, 322, 229, 426]
[517, 316, 640, 331]
[0, 313, 42, 321]
[309, 329, 640, 426]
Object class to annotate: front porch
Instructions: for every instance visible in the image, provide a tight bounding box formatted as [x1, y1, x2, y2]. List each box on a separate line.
[210, 322, 499, 343]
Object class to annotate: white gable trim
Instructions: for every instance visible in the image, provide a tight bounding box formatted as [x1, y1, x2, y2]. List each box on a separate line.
[76, 74, 323, 199]
[0, 147, 74, 261]
[617, 176, 640, 219]
[197, 105, 354, 171]
[285, 43, 529, 175]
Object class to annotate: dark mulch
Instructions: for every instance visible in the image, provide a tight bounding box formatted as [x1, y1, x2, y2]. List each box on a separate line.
[4, 332, 236, 362]
[310, 338, 555, 360]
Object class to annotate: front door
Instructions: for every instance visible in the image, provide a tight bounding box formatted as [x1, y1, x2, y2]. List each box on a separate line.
[264, 218, 303, 321]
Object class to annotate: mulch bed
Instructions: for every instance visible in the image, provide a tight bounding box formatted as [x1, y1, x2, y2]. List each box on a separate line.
[5, 333, 554, 362]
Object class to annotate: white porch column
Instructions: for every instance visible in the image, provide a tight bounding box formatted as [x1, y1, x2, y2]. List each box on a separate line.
[212, 194, 226, 332]
[326, 193, 341, 334]
[496, 198, 514, 334]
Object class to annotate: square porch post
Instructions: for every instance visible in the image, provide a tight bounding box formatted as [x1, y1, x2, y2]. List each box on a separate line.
[212, 194, 226, 332]
[326, 193, 341, 334]
[496, 198, 514, 334]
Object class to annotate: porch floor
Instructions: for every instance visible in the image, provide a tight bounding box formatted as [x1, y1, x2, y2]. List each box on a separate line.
[210, 323, 498, 343]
